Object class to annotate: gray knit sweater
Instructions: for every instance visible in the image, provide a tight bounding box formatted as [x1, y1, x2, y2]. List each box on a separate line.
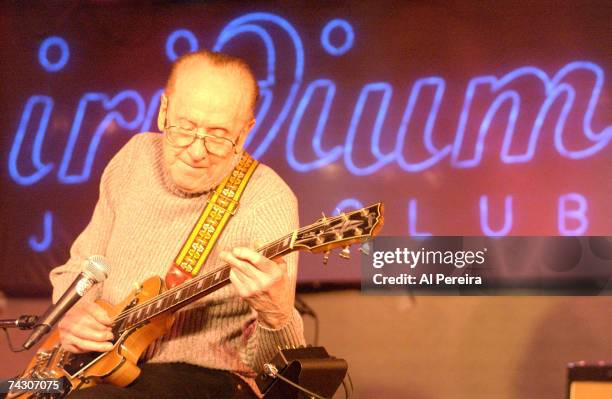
[49, 132, 305, 389]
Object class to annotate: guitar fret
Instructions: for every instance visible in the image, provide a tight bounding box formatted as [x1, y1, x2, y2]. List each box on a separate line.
[185, 283, 195, 298]
[149, 300, 162, 317]
[116, 319, 127, 333]
[282, 236, 291, 251]
[203, 274, 213, 289]
[181, 284, 191, 299]
[221, 267, 230, 280]
[272, 240, 283, 256]
[162, 295, 172, 309]
[261, 247, 271, 258]
[263, 244, 276, 258]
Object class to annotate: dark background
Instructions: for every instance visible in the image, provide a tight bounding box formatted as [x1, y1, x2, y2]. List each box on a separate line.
[1, 1, 611, 296]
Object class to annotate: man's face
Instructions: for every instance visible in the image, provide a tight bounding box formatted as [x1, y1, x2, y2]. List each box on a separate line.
[158, 64, 255, 193]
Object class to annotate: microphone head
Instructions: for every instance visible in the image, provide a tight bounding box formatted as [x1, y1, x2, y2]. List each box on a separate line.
[84, 255, 110, 282]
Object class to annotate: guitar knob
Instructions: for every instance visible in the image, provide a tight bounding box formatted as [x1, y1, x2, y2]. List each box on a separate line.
[339, 246, 350, 259]
[323, 250, 330, 265]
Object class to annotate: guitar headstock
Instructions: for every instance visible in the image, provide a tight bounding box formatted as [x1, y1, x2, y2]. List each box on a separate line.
[293, 203, 384, 259]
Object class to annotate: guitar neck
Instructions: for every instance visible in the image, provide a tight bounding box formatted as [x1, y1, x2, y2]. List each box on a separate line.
[112, 232, 296, 333]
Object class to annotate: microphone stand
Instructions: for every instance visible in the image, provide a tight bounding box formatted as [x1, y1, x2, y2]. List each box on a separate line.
[1, 315, 40, 352]
[0, 315, 40, 330]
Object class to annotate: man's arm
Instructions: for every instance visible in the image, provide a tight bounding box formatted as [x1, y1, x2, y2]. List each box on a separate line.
[221, 189, 306, 372]
[50, 136, 137, 352]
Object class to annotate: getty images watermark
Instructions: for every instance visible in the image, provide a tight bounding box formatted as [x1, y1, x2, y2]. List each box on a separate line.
[360, 236, 612, 295]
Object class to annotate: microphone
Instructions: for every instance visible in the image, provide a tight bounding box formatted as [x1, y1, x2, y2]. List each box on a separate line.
[23, 255, 109, 350]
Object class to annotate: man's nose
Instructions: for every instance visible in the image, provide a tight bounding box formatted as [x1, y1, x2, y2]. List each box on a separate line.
[187, 136, 208, 161]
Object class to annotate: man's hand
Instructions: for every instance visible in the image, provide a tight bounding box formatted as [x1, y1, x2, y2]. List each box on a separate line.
[221, 246, 294, 329]
[58, 302, 114, 353]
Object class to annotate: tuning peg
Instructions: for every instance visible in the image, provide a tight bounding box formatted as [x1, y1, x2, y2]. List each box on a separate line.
[322, 250, 330, 265]
[359, 242, 371, 256]
[321, 212, 328, 225]
[339, 246, 350, 259]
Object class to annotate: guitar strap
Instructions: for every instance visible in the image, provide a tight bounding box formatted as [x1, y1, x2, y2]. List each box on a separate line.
[164, 152, 259, 289]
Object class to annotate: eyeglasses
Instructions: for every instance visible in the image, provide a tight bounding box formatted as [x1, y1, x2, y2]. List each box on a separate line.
[163, 125, 238, 156]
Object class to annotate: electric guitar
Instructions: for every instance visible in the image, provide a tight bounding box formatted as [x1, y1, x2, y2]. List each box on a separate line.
[8, 203, 384, 398]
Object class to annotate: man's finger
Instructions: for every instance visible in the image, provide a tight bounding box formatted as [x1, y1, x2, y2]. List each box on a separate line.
[229, 268, 254, 298]
[70, 324, 114, 343]
[79, 314, 112, 333]
[222, 250, 267, 280]
[64, 335, 114, 353]
[87, 303, 113, 326]
[232, 247, 274, 273]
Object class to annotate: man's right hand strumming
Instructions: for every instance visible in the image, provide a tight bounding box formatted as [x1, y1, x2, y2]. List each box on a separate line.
[58, 302, 114, 353]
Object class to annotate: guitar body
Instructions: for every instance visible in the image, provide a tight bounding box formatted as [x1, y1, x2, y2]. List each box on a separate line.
[10, 276, 175, 398]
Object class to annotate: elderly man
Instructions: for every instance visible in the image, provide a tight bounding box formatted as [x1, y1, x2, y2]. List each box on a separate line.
[50, 50, 305, 398]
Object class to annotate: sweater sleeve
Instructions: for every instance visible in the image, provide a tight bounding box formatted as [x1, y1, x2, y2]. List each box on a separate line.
[49, 135, 137, 304]
[240, 185, 306, 372]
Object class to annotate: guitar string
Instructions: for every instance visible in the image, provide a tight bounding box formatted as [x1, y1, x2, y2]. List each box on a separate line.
[111, 209, 374, 327]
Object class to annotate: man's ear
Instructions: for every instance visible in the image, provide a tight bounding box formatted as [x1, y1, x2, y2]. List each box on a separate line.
[237, 118, 256, 151]
[157, 93, 168, 132]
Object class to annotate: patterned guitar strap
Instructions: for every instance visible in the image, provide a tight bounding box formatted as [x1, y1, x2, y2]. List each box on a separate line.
[165, 152, 259, 289]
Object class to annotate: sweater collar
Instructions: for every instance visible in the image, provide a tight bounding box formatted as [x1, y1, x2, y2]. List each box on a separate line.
[159, 150, 242, 199]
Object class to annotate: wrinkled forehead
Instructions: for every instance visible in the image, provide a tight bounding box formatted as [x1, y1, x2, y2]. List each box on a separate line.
[169, 62, 253, 124]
